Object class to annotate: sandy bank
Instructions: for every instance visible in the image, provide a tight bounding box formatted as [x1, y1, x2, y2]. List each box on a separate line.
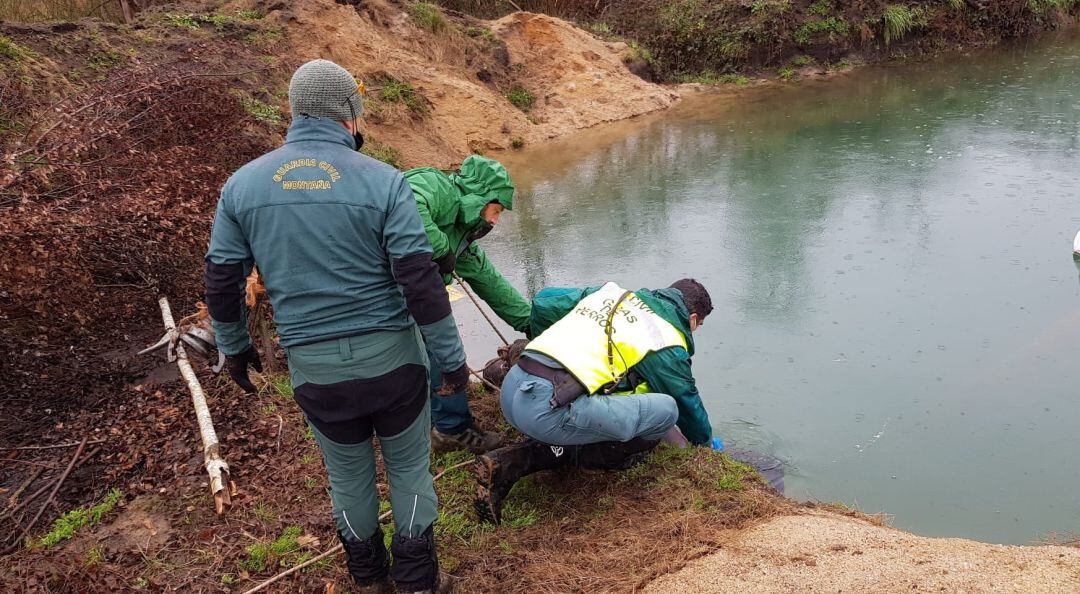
[647, 511, 1080, 593]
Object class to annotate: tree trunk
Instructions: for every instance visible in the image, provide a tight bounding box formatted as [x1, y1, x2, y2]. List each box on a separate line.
[119, 0, 134, 23]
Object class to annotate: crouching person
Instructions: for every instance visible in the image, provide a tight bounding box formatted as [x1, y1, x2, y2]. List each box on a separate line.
[205, 59, 465, 592]
[474, 279, 715, 524]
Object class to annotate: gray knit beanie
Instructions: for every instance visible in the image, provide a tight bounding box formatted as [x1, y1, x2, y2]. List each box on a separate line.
[288, 59, 364, 121]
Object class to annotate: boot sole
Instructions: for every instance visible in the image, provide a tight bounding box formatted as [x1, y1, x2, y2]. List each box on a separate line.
[473, 456, 501, 525]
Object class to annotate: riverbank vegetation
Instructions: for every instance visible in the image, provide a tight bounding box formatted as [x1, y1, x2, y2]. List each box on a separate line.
[432, 0, 1080, 80]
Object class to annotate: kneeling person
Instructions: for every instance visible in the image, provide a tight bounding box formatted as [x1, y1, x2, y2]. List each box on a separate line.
[475, 279, 714, 523]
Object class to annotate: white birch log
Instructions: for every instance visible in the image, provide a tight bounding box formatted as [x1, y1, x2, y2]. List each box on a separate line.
[156, 296, 233, 514]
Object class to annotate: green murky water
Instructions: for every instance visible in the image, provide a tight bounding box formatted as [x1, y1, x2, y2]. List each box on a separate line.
[452, 32, 1080, 544]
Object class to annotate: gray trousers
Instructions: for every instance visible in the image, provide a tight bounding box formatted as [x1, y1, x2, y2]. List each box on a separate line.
[308, 405, 437, 540]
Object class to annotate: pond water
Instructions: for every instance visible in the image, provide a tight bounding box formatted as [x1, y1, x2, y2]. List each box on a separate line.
[450, 31, 1080, 544]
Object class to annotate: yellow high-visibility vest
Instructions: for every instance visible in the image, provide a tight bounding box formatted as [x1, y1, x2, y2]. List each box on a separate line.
[526, 282, 688, 394]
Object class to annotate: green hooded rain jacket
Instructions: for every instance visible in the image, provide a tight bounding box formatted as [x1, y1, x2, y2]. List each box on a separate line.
[404, 156, 531, 333]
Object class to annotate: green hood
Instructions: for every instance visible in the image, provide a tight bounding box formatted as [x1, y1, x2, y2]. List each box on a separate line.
[450, 155, 514, 226]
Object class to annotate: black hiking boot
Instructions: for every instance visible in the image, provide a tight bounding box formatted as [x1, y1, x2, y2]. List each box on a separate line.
[431, 423, 502, 455]
[474, 440, 573, 524]
[338, 528, 392, 593]
[390, 524, 445, 593]
[572, 438, 660, 471]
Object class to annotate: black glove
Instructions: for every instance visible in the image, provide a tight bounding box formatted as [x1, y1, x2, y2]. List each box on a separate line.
[225, 346, 263, 393]
[434, 251, 456, 275]
[438, 363, 470, 396]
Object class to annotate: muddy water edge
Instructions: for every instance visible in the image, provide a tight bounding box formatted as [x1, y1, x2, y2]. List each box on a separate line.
[450, 31, 1080, 544]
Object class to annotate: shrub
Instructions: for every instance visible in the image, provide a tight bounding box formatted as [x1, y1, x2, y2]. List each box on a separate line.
[505, 86, 534, 112]
[793, 16, 850, 44]
[379, 78, 429, 117]
[881, 5, 920, 45]
[623, 41, 655, 65]
[809, 0, 831, 16]
[409, 3, 446, 32]
[510, 137, 525, 149]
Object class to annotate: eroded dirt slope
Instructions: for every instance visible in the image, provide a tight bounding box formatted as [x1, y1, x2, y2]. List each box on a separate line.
[275, 0, 676, 166]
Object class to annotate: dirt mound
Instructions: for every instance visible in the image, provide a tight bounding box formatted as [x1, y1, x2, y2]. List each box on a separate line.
[279, 0, 675, 166]
[646, 511, 1080, 593]
[492, 13, 678, 135]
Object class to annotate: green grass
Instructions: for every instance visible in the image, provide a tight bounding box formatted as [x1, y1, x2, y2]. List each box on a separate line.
[750, 0, 791, 15]
[240, 95, 283, 124]
[87, 48, 124, 71]
[946, 0, 964, 8]
[809, 0, 832, 16]
[220, 573, 237, 585]
[623, 40, 655, 65]
[244, 26, 284, 45]
[881, 5, 921, 45]
[409, 2, 446, 32]
[379, 78, 429, 116]
[505, 86, 534, 112]
[0, 34, 26, 61]
[244, 526, 303, 572]
[299, 453, 319, 465]
[465, 26, 495, 41]
[253, 503, 278, 523]
[237, 9, 264, 20]
[269, 375, 293, 397]
[675, 71, 750, 85]
[34, 489, 123, 548]
[790, 54, 813, 67]
[361, 140, 404, 169]
[304, 477, 318, 489]
[778, 65, 796, 80]
[793, 16, 850, 44]
[164, 12, 232, 31]
[85, 546, 105, 566]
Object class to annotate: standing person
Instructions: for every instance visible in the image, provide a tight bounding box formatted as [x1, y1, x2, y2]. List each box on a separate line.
[474, 279, 715, 524]
[404, 156, 531, 454]
[205, 59, 463, 593]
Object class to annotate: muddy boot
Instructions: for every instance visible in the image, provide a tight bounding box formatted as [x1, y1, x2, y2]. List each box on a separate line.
[430, 423, 502, 455]
[474, 440, 573, 524]
[572, 438, 659, 471]
[338, 528, 392, 593]
[390, 524, 445, 593]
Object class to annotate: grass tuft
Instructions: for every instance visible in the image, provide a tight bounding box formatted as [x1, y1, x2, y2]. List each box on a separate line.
[361, 139, 405, 169]
[409, 3, 446, 32]
[34, 489, 123, 548]
[244, 526, 303, 572]
[793, 16, 850, 44]
[239, 95, 282, 124]
[881, 5, 921, 45]
[379, 78, 429, 117]
[505, 86, 535, 112]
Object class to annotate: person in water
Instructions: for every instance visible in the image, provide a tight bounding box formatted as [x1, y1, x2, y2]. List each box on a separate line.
[474, 279, 714, 523]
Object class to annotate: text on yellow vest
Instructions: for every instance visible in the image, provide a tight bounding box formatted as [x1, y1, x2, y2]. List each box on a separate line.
[526, 282, 688, 394]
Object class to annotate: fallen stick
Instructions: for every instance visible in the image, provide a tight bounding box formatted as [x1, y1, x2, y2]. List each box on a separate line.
[242, 459, 475, 594]
[453, 272, 510, 346]
[1, 459, 58, 470]
[1, 438, 106, 452]
[468, 366, 500, 393]
[4, 466, 44, 510]
[155, 296, 233, 515]
[6, 438, 87, 552]
[1, 447, 101, 523]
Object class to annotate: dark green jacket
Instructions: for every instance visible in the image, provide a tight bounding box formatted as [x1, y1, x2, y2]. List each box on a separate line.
[528, 285, 713, 446]
[403, 156, 531, 333]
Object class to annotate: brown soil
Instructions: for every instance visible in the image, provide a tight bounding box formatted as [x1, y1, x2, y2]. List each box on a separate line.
[279, 0, 676, 166]
[646, 511, 1080, 593]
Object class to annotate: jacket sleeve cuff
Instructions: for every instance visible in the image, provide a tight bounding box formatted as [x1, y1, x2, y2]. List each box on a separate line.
[418, 314, 467, 373]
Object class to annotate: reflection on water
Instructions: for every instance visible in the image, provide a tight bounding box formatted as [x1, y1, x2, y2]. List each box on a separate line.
[452, 32, 1080, 544]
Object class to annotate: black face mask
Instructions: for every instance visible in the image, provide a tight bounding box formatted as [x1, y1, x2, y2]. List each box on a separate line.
[353, 131, 365, 151]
